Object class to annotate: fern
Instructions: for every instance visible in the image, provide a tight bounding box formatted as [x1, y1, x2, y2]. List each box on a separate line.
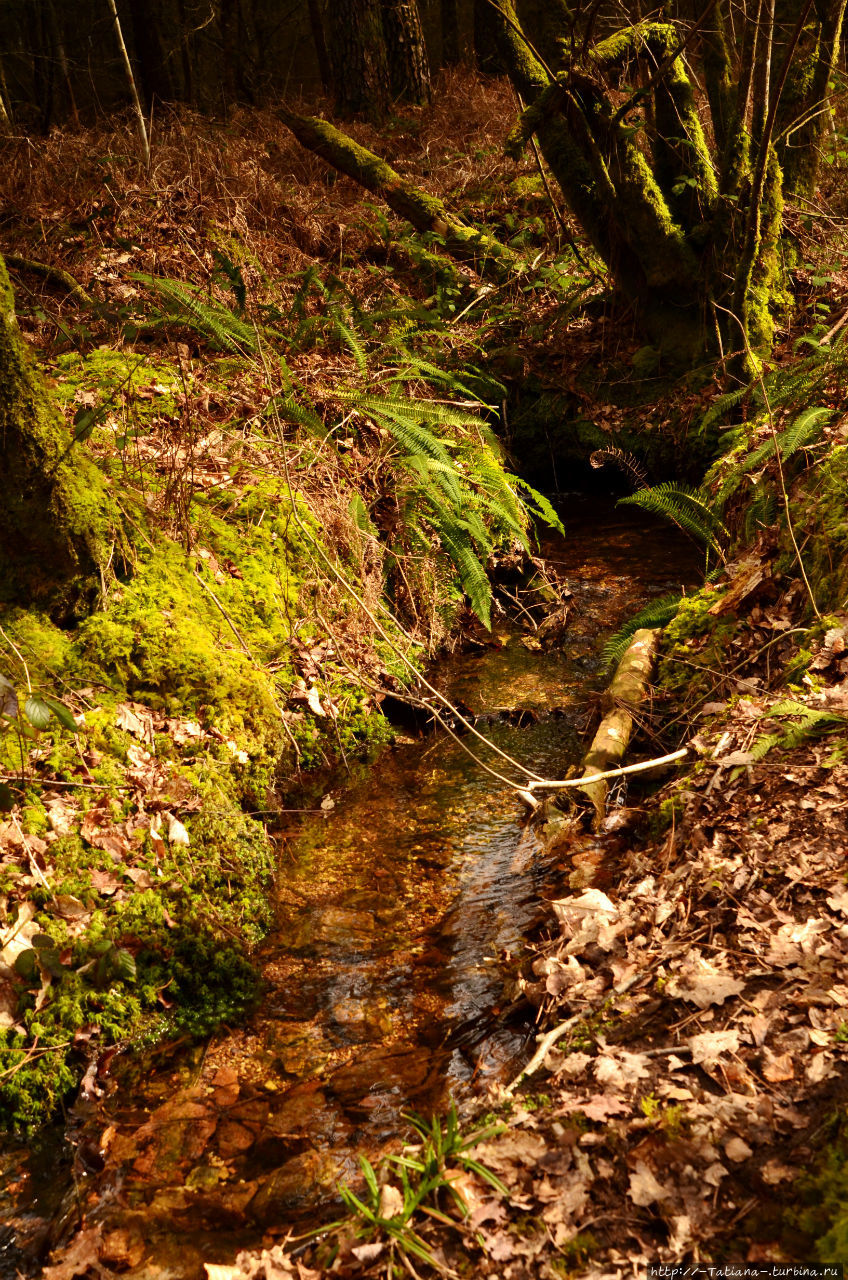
[749, 699, 846, 761]
[133, 273, 263, 354]
[618, 483, 727, 557]
[715, 405, 832, 507]
[699, 384, 752, 435]
[601, 593, 684, 668]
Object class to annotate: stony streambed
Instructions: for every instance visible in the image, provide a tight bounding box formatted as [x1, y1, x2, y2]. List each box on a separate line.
[3, 499, 698, 1279]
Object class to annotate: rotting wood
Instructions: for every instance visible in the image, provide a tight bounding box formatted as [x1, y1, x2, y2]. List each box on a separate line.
[276, 107, 522, 285]
[578, 626, 662, 824]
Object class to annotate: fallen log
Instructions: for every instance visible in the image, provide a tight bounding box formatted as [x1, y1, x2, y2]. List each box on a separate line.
[276, 107, 523, 286]
[577, 626, 661, 824]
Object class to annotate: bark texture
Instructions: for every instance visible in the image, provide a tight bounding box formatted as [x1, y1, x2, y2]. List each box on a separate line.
[382, 0, 432, 104]
[326, 0, 393, 118]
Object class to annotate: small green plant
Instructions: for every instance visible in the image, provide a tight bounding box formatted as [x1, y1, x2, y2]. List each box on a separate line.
[618, 481, 728, 560]
[750, 699, 846, 762]
[601, 592, 685, 668]
[338, 1104, 508, 1270]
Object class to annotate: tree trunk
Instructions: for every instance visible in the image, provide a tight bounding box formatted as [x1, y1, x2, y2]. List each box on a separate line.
[326, 0, 393, 118]
[441, 0, 460, 62]
[125, 0, 179, 107]
[0, 256, 119, 609]
[775, 0, 848, 198]
[474, 0, 504, 72]
[307, 0, 334, 93]
[382, 0, 432, 104]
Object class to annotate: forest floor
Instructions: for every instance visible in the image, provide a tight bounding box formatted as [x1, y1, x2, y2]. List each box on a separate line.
[3, 69, 848, 1279]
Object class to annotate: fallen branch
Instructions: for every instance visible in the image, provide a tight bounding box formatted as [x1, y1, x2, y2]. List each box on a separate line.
[577, 627, 661, 822]
[517, 746, 688, 808]
[276, 108, 524, 286]
[503, 971, 644, 1094]
[4, 253, 94, 306]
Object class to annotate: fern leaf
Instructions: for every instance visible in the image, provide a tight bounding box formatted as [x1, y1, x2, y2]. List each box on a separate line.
[618, 483, 727, 553]
[601, 593, 683, 668]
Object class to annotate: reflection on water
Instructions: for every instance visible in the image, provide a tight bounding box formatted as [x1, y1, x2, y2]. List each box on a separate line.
[5, 500, 699, 1278]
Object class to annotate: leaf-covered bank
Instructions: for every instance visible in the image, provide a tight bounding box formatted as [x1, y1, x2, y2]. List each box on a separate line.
[0, 80, 573, 1133]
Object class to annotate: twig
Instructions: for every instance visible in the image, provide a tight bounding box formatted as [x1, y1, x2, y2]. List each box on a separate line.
[519, 747, 688, 807]
[193, 569, 253, 657]
[503, 972, 645, 1093]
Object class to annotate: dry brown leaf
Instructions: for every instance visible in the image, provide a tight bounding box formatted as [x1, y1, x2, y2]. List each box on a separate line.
[725, 1136, 753, 1163]
[377, 1183, 404, 1219]
[689, 1029, 741, 1067]
[594, 1048, 650, 1088]
[628, 1160, 669, 1207]
[761, 1049, 794, 1082]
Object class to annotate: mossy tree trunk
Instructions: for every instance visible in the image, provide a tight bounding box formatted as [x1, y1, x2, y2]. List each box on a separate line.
[490, 0, 826, 368]
[0, 254, 120, 609]
[277, 106, 523, 282]
[773, 0, 847, 199]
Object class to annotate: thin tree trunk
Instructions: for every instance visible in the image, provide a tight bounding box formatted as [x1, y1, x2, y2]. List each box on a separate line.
[382, 0, 432, 104]
[105, 0, 151, 168]
[0, 56, 12, 131]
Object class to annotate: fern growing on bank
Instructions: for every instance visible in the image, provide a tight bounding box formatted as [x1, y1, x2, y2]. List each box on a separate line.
[749, 700, 846, 762]
[715, 405, 832, 508]
[341, 389, 562, 628]
[601, 593, 684, 668]
[618, 482, 728, 560]
[130, 267, 562, 629]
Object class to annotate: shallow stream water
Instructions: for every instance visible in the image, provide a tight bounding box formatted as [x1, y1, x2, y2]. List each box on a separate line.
[1, 498, 698, 1279]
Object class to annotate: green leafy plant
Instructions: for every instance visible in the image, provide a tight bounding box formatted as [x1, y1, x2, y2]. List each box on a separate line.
[618, 482, 727, 560]
[601, 593, 685, 668]
[338, 1104, 507, 1270]
[749, 699, 846, 762]
[342, 389, 562, 627]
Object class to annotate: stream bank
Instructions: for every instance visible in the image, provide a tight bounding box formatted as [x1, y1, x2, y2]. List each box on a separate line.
[0, 500, 697, 1280]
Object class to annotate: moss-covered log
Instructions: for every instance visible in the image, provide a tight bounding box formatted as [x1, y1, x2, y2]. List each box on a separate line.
[578, 627, 660, 823]
[0, 254, 119, 607]
[277, 108, 523, 285]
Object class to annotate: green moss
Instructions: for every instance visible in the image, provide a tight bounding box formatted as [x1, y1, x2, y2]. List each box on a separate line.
[657, 586, 736, 701]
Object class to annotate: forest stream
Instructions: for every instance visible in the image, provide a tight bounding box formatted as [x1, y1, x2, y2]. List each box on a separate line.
[1, 500, 700, 1280]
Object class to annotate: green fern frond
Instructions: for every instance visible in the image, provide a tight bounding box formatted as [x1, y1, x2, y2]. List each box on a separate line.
[716, 406, 831, 507]
[515, 479, 565, 536]
[699, 384, 752, 434]
[330, 314, 368, 372]
[133, 274, 260, 354]
[618, 483, 727, 554]
[430, 512, 493, 628]
[272, 395, 328, 439]
[601, 593, 683, 668]
[750, 700, 846, 761]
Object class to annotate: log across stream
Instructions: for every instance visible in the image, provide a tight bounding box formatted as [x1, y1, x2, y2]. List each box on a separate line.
[1, 498, 700, 1280]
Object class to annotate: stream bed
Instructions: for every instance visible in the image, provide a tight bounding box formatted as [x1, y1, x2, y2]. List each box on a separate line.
[2, 499, 699, 1279]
